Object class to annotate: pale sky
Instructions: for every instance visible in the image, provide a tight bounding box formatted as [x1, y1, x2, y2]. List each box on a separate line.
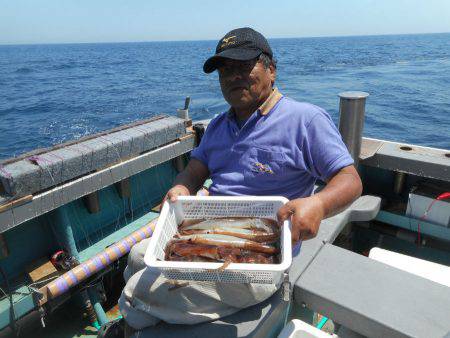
[1, 0, 450, 44]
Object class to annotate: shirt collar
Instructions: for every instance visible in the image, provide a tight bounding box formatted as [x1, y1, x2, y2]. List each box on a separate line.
[227, 87, 283, 118]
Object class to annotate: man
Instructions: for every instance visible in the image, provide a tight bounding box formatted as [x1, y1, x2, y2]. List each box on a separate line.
[167, 27, 362, 242]
[116, 27, 362, 334]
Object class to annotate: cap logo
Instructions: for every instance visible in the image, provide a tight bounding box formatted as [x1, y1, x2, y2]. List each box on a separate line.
[220, 36, 236, 49]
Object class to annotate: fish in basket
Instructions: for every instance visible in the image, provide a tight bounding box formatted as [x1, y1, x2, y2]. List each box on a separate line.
[165, 217, 281, 264]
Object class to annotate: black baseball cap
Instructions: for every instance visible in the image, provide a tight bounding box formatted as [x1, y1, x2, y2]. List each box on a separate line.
[203, 27, 273, 73]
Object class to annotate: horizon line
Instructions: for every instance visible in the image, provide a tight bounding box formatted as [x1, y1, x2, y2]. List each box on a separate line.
[1, 31, 449, 47]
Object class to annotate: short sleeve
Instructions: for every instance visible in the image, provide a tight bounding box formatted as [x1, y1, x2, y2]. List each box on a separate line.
[303, 110, 354, 181]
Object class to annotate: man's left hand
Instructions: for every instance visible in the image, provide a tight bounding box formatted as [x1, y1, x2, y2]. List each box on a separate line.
[277, 195, 325, 243]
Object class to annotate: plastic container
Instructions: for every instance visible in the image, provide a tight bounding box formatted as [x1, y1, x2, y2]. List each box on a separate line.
[278, 319, 337, 338]
[144, 196, 293, 284]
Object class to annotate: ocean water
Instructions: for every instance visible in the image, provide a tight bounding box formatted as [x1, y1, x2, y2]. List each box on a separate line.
[0, 33, 449, 160]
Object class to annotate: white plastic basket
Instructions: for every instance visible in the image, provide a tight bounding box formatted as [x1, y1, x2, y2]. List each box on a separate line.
[144, 196, 293, 284]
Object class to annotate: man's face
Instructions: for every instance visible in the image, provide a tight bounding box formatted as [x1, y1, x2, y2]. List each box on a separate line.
[218, 57, 276, 111]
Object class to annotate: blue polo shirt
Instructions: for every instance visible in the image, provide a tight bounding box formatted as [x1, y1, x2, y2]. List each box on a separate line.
[191, 89, 354, 200]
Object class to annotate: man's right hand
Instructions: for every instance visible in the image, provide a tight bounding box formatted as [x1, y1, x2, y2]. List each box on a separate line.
[163, 184, 190, 204]
[162, 158, 210, 205]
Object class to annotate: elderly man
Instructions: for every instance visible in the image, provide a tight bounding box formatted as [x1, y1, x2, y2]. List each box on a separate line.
[167, 27, 362, 242]
[115, 27, 361, 335]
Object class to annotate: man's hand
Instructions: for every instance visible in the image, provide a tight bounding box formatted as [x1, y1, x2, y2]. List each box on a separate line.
[277, 165, 362, 243]
[162, 158, 210, 205]
[163, 184, 190, 204]
[277, 195, 325, 242]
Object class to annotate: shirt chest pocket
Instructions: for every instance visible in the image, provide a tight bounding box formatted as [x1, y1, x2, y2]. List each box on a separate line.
[241, 148, 286, 185]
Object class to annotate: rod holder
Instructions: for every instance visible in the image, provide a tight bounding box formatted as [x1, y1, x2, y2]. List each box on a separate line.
[115, 178, 131, 199]
[338, 91, 369, 166]
[83, 191, 101, 214]
[177, 96, 191, 120]
[0, 234, 8, 259]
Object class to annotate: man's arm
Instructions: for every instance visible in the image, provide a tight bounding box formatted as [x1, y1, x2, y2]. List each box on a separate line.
[165, 158, 210, 202]
[316, 165, 363, 218]
[277, 165, 362, 242]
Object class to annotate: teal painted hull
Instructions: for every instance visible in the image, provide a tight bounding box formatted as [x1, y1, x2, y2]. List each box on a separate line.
[0, 161, 178, 332]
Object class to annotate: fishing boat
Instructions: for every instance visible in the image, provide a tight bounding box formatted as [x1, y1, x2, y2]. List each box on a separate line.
[0, 92, 449, 338]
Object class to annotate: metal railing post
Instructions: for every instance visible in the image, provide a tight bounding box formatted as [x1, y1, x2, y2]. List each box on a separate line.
[338, 91, 369, 166]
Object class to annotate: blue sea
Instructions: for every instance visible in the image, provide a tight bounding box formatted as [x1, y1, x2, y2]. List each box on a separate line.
[1, 33, 449, 160]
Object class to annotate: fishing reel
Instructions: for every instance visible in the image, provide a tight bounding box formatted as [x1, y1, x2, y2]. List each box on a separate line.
[50, 250, 79, 270]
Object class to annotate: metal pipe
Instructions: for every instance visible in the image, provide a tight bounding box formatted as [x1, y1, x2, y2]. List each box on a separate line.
[51, 205, 80, 261]
[393, 172, 406, 195]
[81, 289, 100, 329]
[338, 91, 369, 166]
[87, 286, 108, 326]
